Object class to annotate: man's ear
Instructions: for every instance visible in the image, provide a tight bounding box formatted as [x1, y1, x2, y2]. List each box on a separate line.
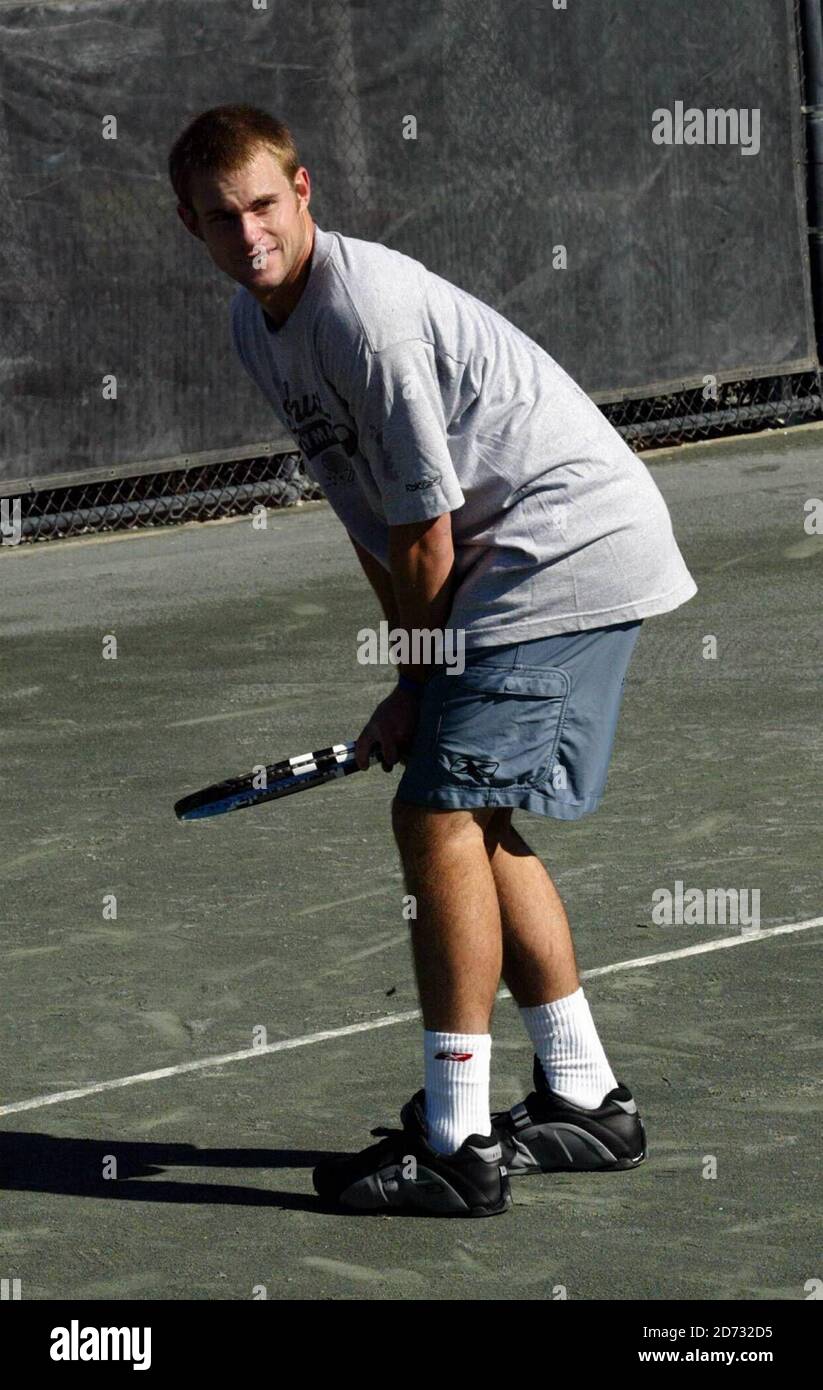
[176, 203, 203, 241]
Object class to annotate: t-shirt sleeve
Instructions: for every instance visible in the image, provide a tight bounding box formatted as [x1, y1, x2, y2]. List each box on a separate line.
[331, 338, 465, 525]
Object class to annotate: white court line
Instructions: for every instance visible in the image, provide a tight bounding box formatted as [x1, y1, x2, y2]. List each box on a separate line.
[1, 916, 820, 1118]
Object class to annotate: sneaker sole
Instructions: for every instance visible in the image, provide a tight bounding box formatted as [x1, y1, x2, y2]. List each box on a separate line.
[508, 1151, 646, 1176]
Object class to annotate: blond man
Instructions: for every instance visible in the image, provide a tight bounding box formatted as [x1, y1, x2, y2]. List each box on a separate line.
[171, 106, 696, 1216]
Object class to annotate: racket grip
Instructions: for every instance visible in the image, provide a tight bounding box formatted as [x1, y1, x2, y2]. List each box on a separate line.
[343, 742, 383, 769]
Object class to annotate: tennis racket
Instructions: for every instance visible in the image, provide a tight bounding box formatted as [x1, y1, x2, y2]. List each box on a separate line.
[174, 740, 383, 821]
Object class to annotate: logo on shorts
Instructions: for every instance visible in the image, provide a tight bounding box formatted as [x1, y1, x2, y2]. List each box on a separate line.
[447, 754, 500, 784]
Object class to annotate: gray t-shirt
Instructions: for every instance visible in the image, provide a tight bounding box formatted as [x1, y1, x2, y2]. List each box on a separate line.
[230, 224, 697, 647]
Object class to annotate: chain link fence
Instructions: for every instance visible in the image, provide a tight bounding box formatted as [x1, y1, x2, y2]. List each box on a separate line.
[600, 368, 823, 447]
[0, 450, 320, 546]
[2, 366, 819, 545]
[1, 0, 819, 547]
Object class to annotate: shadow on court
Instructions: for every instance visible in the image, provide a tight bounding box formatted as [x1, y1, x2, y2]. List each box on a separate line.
[0, 425, 820, 1300]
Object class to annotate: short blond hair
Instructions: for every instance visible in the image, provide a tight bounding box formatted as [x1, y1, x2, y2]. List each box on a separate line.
[168, 104, 301, 211]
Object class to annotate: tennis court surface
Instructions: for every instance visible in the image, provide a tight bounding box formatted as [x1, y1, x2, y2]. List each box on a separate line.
[1, 425, 820, 1301]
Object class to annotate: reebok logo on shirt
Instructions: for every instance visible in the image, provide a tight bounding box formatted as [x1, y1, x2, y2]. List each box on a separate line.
[405, 473, 442, 492]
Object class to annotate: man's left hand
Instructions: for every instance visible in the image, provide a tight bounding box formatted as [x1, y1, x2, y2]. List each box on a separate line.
[355, 685, 423, 772]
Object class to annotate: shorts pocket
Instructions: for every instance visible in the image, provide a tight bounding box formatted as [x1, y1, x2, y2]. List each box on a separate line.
[433, 665, 570, 791]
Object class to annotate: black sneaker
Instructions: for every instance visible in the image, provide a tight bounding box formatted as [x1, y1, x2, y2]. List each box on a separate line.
[492, 1056, 647, 1175]
[312, 1090, 512, 1216]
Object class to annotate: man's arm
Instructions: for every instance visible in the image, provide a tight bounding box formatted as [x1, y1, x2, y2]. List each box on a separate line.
[388, 514, 455, 685]
[348, 534, 400, 628]
[351, 513, 456, 771]
[348, 517, 456, 685]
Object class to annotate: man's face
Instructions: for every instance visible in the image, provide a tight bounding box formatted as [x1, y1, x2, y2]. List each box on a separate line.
[178, 148, 312, 297]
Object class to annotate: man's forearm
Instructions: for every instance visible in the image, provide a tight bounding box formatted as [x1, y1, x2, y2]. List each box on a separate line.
[388, 515, 456, 684]
[348, 534, 400, 627]
[349, 519, 457, 684]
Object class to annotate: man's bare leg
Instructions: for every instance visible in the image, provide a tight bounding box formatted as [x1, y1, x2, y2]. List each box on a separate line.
[391, 802, 579, 1021]
[483, 806, 618, 1109]
[391, 797, 617, 1135]
[390, 799, 507, 1153]
[481, 808, 580, 1004]
[391, 800, 503, 1031]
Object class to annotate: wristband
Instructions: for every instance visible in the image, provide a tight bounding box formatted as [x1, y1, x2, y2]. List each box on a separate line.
[398, 673, 425, 696]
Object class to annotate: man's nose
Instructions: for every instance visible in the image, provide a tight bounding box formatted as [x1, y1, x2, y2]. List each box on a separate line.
[239, 216, 266, 248]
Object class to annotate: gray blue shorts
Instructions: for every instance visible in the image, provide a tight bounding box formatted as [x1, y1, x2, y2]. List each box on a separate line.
[396, 621, 643, 820]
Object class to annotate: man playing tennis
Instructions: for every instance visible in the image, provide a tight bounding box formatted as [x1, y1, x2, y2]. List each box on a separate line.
[171, 105, 697, 1216]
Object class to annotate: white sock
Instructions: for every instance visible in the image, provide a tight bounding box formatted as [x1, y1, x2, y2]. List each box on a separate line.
[520, 987, 618, 1109]
[423, 1031, 492, 1155]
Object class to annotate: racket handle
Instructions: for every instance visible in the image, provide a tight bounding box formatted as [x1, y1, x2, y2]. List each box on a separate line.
[342, 741, 383, 769]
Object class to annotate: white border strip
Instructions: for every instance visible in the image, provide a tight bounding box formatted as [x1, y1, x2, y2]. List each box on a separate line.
[1, 917, 820, 1117]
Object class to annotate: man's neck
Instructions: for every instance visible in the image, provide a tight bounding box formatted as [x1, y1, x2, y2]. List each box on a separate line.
[258, 219, 316, 330]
